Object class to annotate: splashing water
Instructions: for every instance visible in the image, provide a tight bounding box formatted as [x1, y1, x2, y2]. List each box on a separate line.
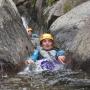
[16, 59, 90, 90]
[1, 67, 90, 90]
[18, 59, 65, 75]
[0, 62, 8, 78]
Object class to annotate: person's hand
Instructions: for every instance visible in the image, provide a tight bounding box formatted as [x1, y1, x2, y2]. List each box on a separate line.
[25, 59, 34, 65]
[58, 56, 65, 64]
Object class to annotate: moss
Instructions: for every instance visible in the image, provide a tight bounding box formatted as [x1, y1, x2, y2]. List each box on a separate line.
[31, 0, 36, 7]
[46, 0, 56, 6]
[63, 2, 72, 13]
[63, 0, 86, 13]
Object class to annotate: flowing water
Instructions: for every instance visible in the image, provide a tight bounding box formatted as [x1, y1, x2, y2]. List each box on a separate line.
[0, 67, 90, 90]
[0, 16, 89, 90]
[0, 36, 89, 90]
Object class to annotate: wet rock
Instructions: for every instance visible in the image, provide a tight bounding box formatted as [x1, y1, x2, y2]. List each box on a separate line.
[13, 0, 25, 5]
[12, 0, 89, 33]
[13, 0, 32, 28]
[0, 0, 34, 72]
[13, 0, 42, 34]
[50, 1, 90, 68]
[35, 0, 44, 25]
[80, 59, 90, 73]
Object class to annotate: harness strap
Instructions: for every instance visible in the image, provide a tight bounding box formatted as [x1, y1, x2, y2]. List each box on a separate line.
[39, 49, 57, 60]
[47, 51, 56, 61]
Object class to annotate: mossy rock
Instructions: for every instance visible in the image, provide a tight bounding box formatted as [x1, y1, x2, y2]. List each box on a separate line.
[64, 2, 72, 13]
[31, 0, 37, 7]
[46, 0, 56, 6]
[63, 0, 86, 13]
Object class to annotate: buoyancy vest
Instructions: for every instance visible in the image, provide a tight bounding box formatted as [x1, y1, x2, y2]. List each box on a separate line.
[31, 47, 65, 62]
[37, 47, 58, 61]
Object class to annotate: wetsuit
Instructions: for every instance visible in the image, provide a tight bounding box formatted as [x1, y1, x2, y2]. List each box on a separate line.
[29, 47, 65, 62]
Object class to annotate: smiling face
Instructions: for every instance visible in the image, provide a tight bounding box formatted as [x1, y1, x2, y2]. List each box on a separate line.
[41, 39, 54, 50]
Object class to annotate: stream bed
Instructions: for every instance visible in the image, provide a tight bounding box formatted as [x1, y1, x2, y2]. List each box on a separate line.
[0, 69, 90, 90]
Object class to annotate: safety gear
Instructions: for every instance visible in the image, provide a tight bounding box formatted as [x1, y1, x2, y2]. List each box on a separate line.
[31, 49, 39, 62]
[30, 48, 57, 62]
[39, 49, 57, 60]
[30, 47, 65, 61]
[27, 28, 32, 32]
[40, 33, 54, 42]
[41, 60, 55, 70]
[36, 58, 64, 71]
[56, 50, 65, 57]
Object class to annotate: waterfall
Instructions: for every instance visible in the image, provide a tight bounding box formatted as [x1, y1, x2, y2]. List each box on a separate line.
[21, 16, 29, 29]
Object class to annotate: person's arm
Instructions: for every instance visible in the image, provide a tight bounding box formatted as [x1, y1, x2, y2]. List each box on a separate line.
[25, 49, 39, 64]
[31, 49, 39, 62]
[57, 50, 65, 64]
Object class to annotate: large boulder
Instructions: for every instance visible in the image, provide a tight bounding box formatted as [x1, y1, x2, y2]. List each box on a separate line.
[50, 1, 90, 70]
[13, 0, 32, 28]
[13, 0, 43, 34]
[0, 0, 34, 73]
[12, 0, 89, 33]
[44, 0, 87, 28]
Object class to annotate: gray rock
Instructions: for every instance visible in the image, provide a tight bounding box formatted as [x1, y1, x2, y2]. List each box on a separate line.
[13, 0, 26, 5]
[44, 0, 87, 28]
[35, 0, 43, 25]
[50, 1, 90, 62]
[0, 0, 34, 72]
[13, 0, 89, 34]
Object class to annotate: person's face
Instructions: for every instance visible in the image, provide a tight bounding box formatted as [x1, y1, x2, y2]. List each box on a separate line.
[41, 39, 54, 50]
[27, 30, 32, 36]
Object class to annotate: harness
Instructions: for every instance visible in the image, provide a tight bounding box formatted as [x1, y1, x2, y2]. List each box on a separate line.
[37, 48, 58, 61]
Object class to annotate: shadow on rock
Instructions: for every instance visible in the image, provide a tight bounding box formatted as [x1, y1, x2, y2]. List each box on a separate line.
[80, 59, 90, 73]
[0, 59, 16, 77]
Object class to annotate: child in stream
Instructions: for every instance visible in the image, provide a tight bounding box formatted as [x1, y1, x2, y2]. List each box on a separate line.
[25, 33, 66, 71]
[26, 27, 32, 37]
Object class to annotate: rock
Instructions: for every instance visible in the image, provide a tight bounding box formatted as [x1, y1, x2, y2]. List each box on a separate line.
[44, 0, 87, 28]
[12, 0, 89, 34]
[80, 59, 90, 73]
[13, 0, 32, 29]
[13, 0, 42, 34]
[13, 0, 25, 5]
[35, 0, 44, 25]
[0, 0, 34, 72]
[50, 1, 90, 64]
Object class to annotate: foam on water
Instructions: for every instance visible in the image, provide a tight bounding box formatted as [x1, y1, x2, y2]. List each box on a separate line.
[18, 59, 65, 75]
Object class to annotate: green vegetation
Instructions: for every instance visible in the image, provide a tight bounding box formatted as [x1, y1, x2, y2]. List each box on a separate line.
[31, 0, 56, 7]
[32, 0, 36, 7]
[63, 0, 86, 13]
[46, 0, 56, 6]
[63, 2, 72, 13]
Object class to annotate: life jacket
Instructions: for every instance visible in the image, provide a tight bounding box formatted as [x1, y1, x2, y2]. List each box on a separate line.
[37, 47, 58, 61]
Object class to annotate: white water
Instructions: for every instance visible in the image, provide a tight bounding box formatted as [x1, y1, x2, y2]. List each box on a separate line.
[21, 16, 29, 29]
[18, 59, 65, 75]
